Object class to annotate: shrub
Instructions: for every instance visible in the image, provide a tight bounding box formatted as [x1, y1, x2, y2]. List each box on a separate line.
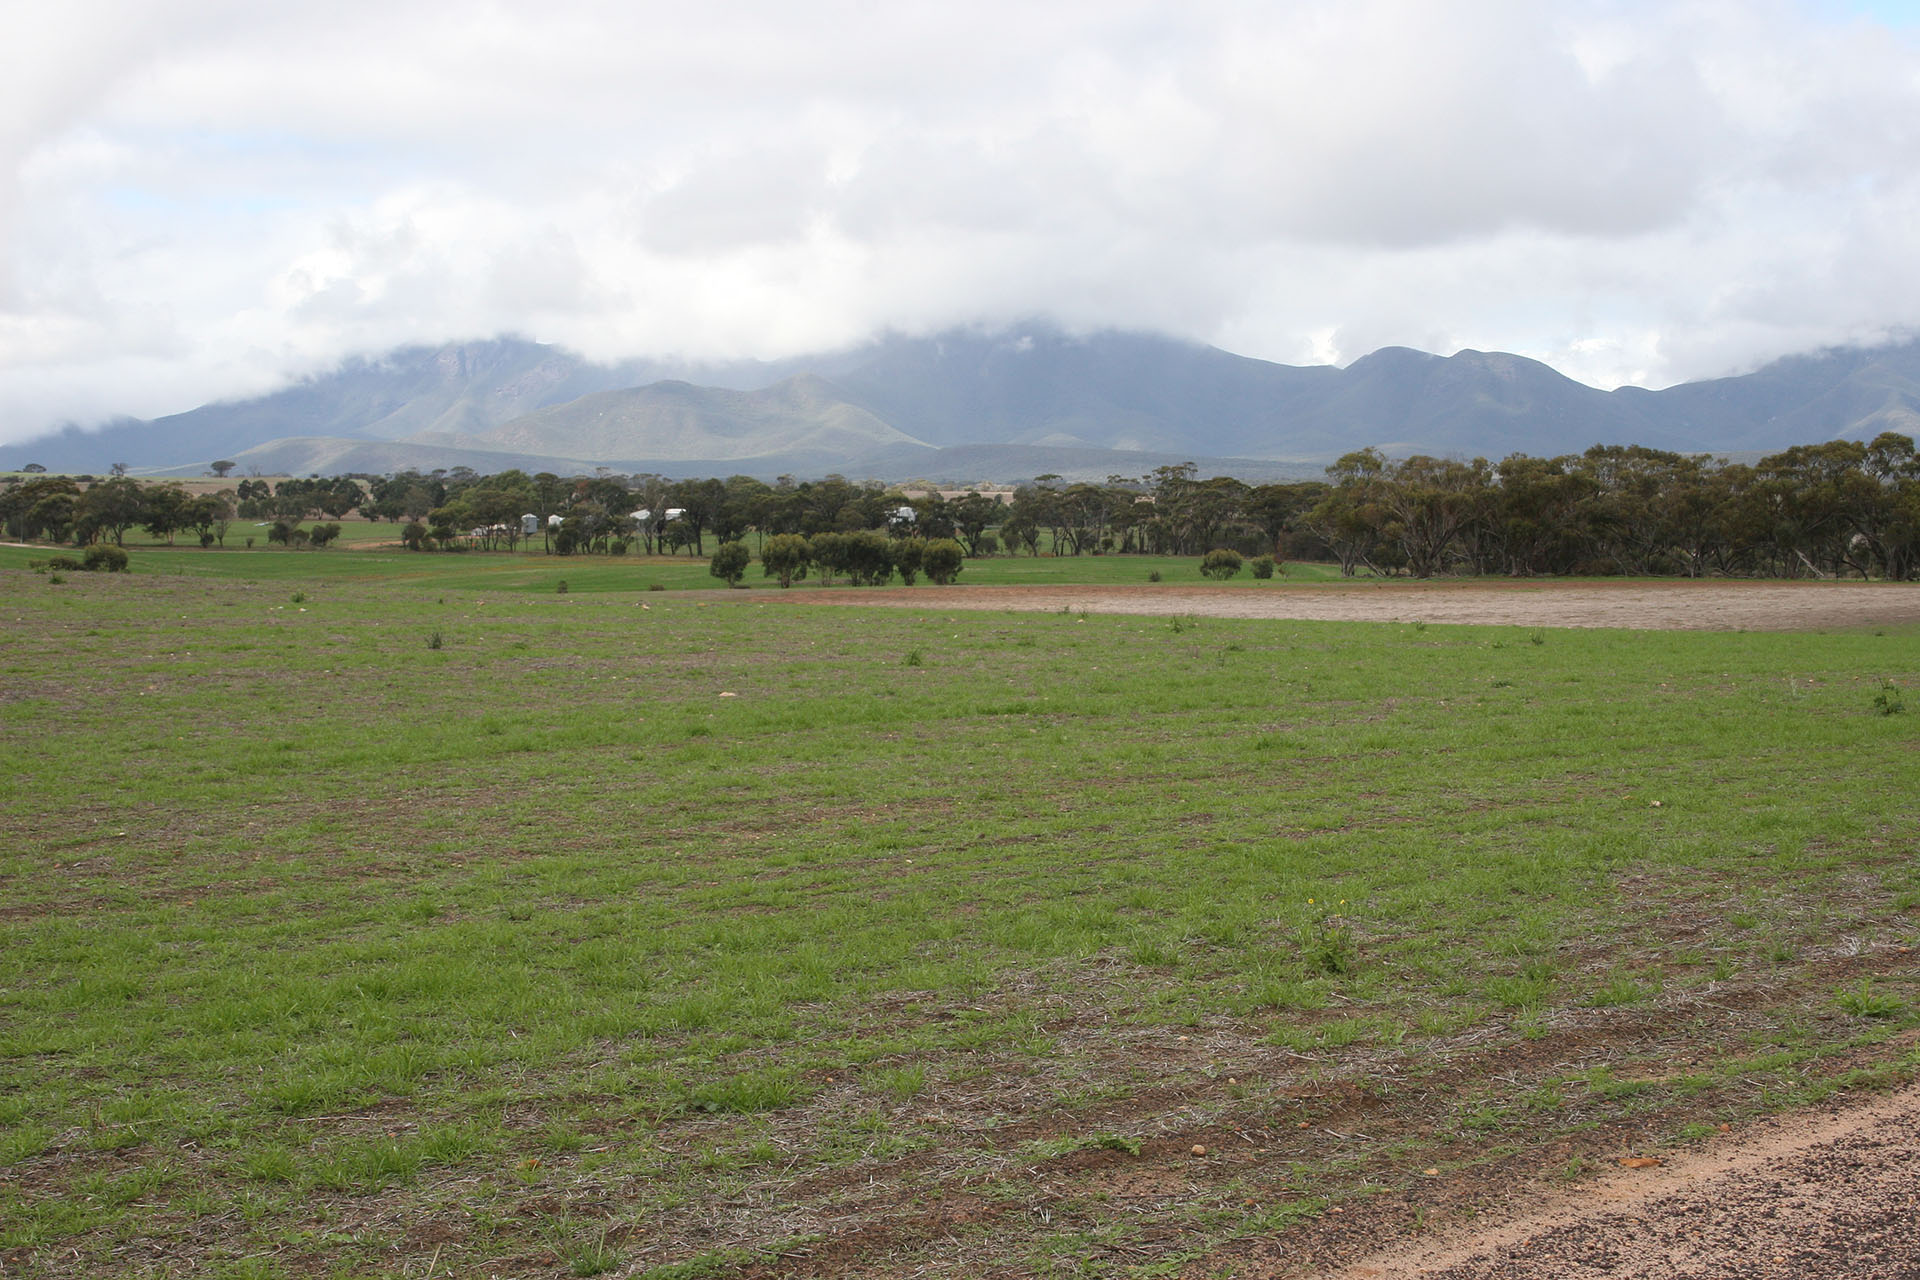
[609, 539, 628, 556]
[1249, 555, 1275, 579]
[1873, 680, 1905, 716]
[760, 534, 812, 588]
[810, 532, 849, 585]
[48, 555, 85, 572]
[974, 532, 999, 557]
[82, 544, 128, 572]
[308, 523, 341, 549]
[922, 538, 965, 585]
[893, 537, 926, 586]
[1148, 569, 1162, 582]
[556, 580, 569, 594]
[709, 540, 751, 587]
[843, 531, 893, 586]
[1200, 548, 1243, 580]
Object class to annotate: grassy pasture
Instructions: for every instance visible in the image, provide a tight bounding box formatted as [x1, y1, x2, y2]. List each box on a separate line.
[1, 538, 1346, 594]
[1, 558, 1917, 1278]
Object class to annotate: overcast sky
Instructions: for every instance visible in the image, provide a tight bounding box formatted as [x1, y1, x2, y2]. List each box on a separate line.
[4, 0, 1919, 445]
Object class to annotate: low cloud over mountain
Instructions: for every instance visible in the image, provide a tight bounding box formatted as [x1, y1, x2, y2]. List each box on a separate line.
[6, 325, 1918, 482]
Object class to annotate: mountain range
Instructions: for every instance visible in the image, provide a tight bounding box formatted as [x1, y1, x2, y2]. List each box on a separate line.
[6, 325, 1919, 482]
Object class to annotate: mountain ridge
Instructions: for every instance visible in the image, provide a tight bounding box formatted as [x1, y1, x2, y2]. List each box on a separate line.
[6, 325, 1919, 481]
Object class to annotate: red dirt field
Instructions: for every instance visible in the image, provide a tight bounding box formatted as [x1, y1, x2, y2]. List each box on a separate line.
[778, 579, 1920, 631]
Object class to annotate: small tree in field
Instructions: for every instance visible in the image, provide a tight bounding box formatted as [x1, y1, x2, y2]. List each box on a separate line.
[760, 533, 812, 587]
[811, 532, 849, 585]
[709, 540, 751, 587]
[923, 538, 965, 584]
[1200, 548, 1243, 580]
[844, 530, 893, 586]
[892, 536, 926, 585]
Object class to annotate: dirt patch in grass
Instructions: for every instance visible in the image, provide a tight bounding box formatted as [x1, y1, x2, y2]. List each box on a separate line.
[777, 580, 1920, 631]
[689, 949, 1920, 1280]
[1306, 1060, 1920, 1280]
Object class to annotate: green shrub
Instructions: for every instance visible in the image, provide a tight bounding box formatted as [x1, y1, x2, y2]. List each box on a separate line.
[892, 536, 927, 586]
[761, 534, 811, 588]
[709, 541, 751, 587]
[1249, 555, 1275, 579]
[82, 544, 128, 572]
[1148, 569, 1162, 582]
[922, 538, 965, 585]
[1200, 548, 1242, 580]
[843, 531, 893, 586]
[809, 532, 848, 585]
[47, 555, 85, 572]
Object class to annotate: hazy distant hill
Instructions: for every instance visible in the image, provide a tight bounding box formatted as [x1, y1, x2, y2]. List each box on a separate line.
[815, 328, 1342, 456]
[464, 374, 927, 464]
[6, 324, 1919, 480]
[1, 339, 794, 475]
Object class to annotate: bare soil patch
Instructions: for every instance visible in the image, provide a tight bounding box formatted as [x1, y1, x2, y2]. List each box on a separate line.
[1312, 1074, 1920, 1280]
[782, 580, 1920, 631]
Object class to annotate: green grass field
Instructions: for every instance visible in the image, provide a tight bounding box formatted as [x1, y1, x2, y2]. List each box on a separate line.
[2, 551, 1916, 1278]
[2, 532, 1348, 594]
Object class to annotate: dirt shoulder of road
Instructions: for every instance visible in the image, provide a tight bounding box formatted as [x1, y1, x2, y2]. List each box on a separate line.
[781, 579, 1920, 631]
[1303, 1076, 1920, 1279]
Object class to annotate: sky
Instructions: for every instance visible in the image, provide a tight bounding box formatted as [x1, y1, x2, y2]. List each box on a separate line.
[4, 0, 1920, 446]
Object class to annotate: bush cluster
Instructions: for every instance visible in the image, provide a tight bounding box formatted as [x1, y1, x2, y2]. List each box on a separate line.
[1200, 548, 1243, 580]
[719, 533, 965, 588]
[34, 546, 129, 573]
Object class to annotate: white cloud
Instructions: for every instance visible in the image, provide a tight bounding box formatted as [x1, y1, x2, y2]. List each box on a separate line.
[4, 0, 1920, 440]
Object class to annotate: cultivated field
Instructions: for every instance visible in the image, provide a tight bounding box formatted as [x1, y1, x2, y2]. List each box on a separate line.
[2, 552, 1916, 1278]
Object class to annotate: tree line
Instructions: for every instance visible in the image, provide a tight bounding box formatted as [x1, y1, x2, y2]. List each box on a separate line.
[5, 429, 1917, 578]
[709, 532, 967, 588]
